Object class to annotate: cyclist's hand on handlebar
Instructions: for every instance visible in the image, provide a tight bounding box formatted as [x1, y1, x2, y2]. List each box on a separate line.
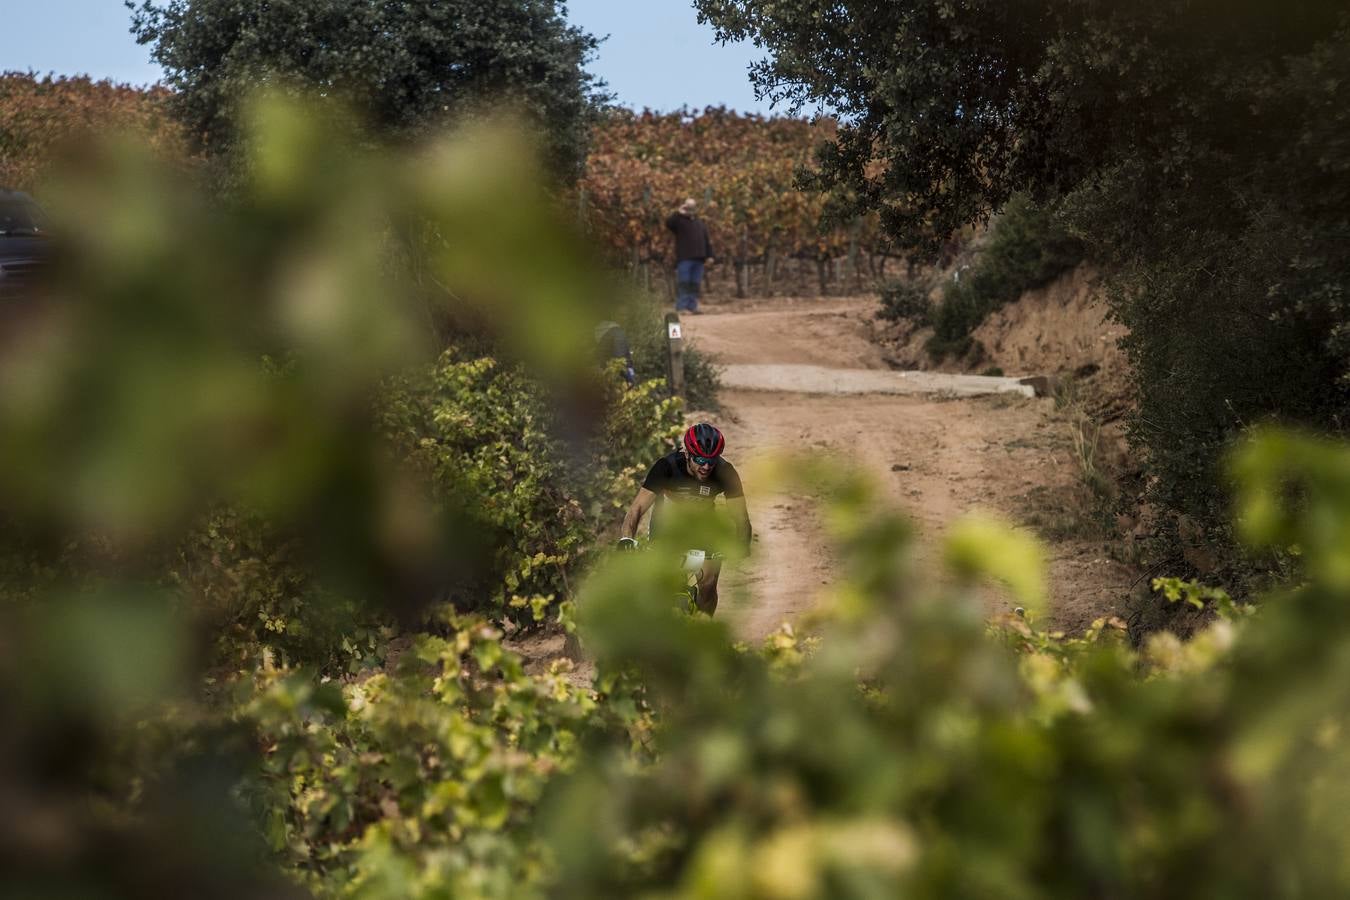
[617, 537, 639, 552]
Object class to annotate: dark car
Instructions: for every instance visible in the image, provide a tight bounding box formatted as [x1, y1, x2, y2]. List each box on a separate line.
[0, 190, 52, 300]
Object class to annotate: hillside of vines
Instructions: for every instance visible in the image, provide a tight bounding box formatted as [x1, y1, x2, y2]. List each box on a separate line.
[581, 107, 898, 297]
[0, 72, 186, 190]
[2, 76, 898, 297]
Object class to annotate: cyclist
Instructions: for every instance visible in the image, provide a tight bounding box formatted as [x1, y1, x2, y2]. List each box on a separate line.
[618, 422, 752, 614]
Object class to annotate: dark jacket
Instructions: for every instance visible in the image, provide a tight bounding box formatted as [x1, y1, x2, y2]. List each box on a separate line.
[665, 213, 713, 261]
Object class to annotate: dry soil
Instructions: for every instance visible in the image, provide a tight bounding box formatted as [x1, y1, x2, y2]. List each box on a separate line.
[682, 295, 1136, 642]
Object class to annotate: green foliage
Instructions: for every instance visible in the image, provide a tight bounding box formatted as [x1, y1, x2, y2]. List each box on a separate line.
[381, 348, 682, 622]
[618, 291, 723, 410]
[945, 512, 1047, 616]
[236, 619, 617, 897]
[1152, 576, 1247, 622]
[129, 0, 608, 181]
[174, 505, 389, 673]
[0, 96, 654, 894]
[21, 74, 1350, 900]
[876, 278, 929, 324]
[928, 196, 1083, 358]
[697, 0, 1350, 562]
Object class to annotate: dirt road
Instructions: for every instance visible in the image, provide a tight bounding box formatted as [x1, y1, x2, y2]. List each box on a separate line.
[682, 296, 1134, 641]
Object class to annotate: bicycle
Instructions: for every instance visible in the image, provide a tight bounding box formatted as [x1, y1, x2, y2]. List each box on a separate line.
[678, 548, 723, 616]
[618, 538, 722, 615]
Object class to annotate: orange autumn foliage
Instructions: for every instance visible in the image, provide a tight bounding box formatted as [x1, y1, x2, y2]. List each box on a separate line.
[0, 72, 189, 193]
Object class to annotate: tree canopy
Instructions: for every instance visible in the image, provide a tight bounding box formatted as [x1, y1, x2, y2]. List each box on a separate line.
[129, 0, 609, 180]
[699, 0, 1350, 553]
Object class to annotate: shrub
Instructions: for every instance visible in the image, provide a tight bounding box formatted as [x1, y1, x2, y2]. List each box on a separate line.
[170, 345, 685, 674]
[877, 278, 930, 323]
[927, 194, 1083, 358]
[1065, 162, 1350, 565]
[236, 619, 628, 897]
[620, 290, 722, 410]
[378, 348, 682, 626]
[174, 506, 387, 673]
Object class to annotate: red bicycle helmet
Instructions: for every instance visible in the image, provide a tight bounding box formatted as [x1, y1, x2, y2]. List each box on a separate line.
[683, 423, 725, 462]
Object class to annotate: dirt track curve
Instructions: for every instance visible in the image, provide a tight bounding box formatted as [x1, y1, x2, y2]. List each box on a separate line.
[681, 296, 1133, 641]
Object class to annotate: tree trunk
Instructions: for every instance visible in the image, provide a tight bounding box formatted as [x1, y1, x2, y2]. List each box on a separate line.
[736, 225, 749, 299]
[847, 236, 861, 292]
[816, 257, 829, 296]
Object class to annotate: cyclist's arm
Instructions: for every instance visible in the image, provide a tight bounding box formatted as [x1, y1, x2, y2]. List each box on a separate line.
[726, 495, 752, 552]
[622, 488, 658, 540]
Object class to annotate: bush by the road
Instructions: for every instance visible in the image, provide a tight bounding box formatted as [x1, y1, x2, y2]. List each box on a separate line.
[927, 195, 1084, 359]
[877, 278, 930, 324]
[616, 289, 722, 410]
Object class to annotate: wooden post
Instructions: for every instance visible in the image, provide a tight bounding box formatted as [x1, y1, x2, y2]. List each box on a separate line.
[664, 312, 686, 398]
[736, 225, 749, 299]
[848, 218, 863, 291]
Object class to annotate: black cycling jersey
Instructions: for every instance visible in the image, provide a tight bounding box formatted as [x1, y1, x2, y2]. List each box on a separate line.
[639, 453, 739, 539]
[642, 450, 743, 501]
[641, 451, 741, 540]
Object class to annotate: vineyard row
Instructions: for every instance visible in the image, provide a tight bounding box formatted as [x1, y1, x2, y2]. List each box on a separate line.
[1, 77, 909, 295]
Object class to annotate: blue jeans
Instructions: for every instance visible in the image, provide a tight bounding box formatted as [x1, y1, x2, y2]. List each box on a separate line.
[675, 259, 705, 311]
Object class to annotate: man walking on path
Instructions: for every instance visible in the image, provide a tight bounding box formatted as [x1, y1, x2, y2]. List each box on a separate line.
[666, 198, 714, 314]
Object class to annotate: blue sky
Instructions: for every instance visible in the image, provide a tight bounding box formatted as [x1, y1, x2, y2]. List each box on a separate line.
[0, 0, 782, 114]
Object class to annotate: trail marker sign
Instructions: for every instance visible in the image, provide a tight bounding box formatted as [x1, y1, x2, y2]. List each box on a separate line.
[664, 312, 686, 398]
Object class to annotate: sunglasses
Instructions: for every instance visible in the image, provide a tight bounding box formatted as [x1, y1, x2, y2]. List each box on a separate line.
[688, 453, 719, 467]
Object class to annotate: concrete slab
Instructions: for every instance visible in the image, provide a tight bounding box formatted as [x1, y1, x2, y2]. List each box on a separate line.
[718, 363, 1037, 398]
